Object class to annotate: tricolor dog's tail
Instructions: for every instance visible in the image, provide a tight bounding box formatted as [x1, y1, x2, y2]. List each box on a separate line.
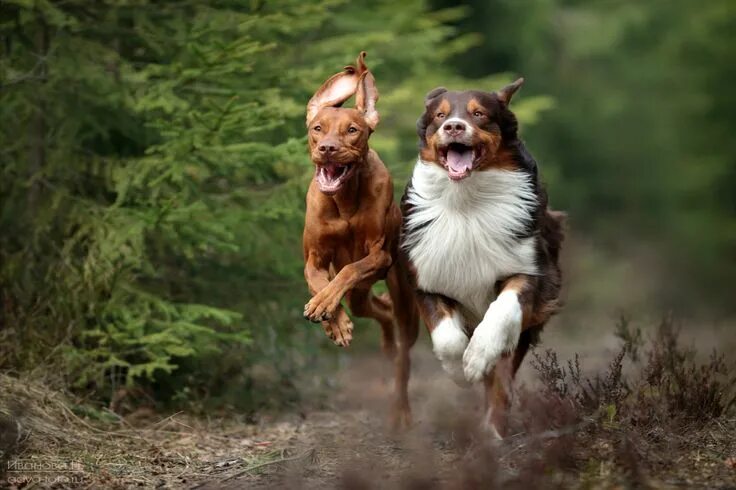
[544, 209, 566, 263]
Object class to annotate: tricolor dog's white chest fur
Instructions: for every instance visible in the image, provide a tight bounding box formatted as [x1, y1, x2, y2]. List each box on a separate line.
[404, 160, 538, 321]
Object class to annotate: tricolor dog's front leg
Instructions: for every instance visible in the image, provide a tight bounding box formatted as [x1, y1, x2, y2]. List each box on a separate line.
[416, 291, 470, 387]
[463, 274, 538, 383]
[462, 274, 542, 436]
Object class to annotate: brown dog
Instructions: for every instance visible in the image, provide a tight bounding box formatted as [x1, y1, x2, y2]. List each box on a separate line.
[302, 52, 419, 428]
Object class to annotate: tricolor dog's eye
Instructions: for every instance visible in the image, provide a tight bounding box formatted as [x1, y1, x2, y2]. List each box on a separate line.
[313, 125, 321, 132]
[347, 126, 358, 134]
[436, 112, 446, 120]
[473, 110, 484, 118]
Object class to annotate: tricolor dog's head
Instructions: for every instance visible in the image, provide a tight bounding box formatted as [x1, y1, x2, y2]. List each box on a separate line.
[306, 52, 379, 195]
[416, 79, 525, 181]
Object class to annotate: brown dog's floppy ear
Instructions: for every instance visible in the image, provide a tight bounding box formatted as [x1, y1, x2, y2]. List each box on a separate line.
[355, 65, 379, 130]
[496, 77, 524, 105]
[306, 52, 368, 126]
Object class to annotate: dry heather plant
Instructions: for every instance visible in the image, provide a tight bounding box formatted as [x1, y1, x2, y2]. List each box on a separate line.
[333, 317, 736, 489]
[516, 315, 736, 488]
[642, 317, 736, 420]
[531, 315, 736, 425]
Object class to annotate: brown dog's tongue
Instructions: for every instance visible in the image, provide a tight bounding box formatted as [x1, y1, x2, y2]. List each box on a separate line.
[447, 147, 473, 174]
[323, 166, 337, 179]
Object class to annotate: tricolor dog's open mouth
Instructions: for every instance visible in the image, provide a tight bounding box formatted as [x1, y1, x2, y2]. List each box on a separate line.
[315, 163, 355, 194]
[438, 143, 483, 181]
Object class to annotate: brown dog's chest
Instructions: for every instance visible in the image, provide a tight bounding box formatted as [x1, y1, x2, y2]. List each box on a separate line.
[325, 215, 375, 270]
[321, 204, 398, 287]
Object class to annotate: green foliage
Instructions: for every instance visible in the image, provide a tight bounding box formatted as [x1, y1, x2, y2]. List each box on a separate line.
[0, 0, 550, 408]
[436, 0, 736, 309]
[6, 0, 732, 414]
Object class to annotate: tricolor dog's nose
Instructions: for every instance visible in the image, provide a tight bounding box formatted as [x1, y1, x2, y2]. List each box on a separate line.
[318, 143, 338, 154]
[443, 120, 466, 135]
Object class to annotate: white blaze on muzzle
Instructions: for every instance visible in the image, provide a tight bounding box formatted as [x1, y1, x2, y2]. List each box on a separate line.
[438, 118, 476, 180]
[438, 117, 475, 145]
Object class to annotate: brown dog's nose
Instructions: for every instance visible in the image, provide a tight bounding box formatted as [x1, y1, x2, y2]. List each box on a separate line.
[318, 142, 339, 154]
[443, 121, 466, 135]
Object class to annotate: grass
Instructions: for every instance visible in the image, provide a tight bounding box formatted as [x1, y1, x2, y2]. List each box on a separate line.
[0, 373, 302, 488]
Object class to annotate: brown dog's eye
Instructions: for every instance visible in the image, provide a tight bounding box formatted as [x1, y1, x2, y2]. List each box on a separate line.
[313, 125, 321, 132]
[436, 112, 446, 119]
[473, 111, 484, 118]
[347, 126, 358, 134]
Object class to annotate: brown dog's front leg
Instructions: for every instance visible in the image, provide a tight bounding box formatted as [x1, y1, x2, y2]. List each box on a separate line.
[304, 251, 354, 345]
[304, 251, 332, 322]
[303, 241, 391, 323]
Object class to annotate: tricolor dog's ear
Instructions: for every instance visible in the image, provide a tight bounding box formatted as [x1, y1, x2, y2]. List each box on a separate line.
[355, 63, 379, 130]
[496, 77, 524, 105]
[424, 86, 448, 105]
[416, 87, 447, 147]
[305, 52, 368, 126]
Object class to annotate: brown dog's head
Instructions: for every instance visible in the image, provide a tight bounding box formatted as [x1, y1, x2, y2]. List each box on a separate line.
[306, 52, 379, 195]
[416, 79, 525, 181]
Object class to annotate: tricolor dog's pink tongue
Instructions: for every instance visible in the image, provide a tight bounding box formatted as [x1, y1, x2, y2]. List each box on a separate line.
[447, 147, 474, 175]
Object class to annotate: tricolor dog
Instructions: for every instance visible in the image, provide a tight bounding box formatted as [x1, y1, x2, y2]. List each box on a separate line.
[401, 79, 564, 436]
[302, 52, 419, 429]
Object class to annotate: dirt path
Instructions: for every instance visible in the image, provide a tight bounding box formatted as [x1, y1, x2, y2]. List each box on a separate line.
[199, 328, 615, 489]
[4, 324, 735, 489]
[195, 326, 736, 489]
[0, 326, 615, 489]
[197, 346, 478, 489]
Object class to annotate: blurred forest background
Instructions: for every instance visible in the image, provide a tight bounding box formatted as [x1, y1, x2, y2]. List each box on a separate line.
[1, 0, 735, 414]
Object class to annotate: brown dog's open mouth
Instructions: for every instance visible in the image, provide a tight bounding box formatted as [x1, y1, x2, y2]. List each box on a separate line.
[316, 163, 354, 194]
[438, 143, 482, 181]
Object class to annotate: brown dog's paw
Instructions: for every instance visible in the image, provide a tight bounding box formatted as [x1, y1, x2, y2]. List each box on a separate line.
[304, 302, 330, 323]
[319, 309, 353, 347]
[332, 313, 354, 347]
[321, 321, 337, 341]
[303, 289, 340, 323]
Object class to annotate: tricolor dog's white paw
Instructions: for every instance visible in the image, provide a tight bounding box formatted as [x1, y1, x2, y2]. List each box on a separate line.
[431, 312, 471, 388]
[462, 291, 522, 383]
